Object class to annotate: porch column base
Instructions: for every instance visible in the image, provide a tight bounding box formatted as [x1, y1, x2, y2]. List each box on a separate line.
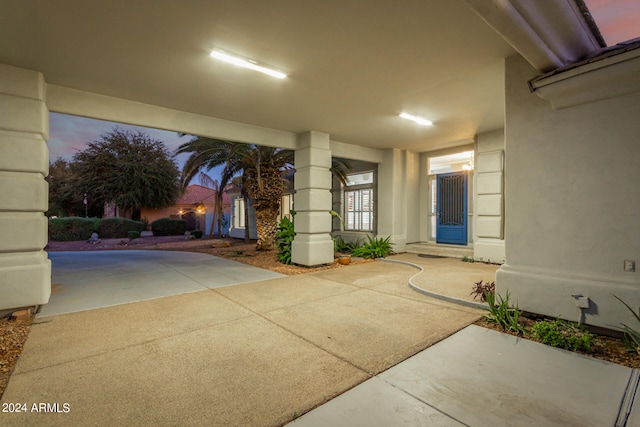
[291, 234, 334, 266]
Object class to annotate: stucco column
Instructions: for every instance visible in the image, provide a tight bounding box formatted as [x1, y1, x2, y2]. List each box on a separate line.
[473, 129, 505, 263]
[377, 148, 408, 252]
[291, 131, 334, 266]
[0, 64, 51, 311]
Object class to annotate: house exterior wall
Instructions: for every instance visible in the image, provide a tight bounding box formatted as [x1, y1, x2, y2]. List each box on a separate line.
[228, 197, 257, 240]
[377, 149, 420, 252]
[140, 206, 178, 225]
[0, 64, 51, 310]
[474, 129, 505, 263]
[498, 54, 640, 329]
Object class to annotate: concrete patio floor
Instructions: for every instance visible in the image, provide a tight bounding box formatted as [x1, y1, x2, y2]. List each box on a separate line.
[1, 252, 637, 426]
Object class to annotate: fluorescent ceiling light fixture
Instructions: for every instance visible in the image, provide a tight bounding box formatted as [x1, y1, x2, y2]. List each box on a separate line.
[399, 112, 432, 126]
[210, 50, 287, 79]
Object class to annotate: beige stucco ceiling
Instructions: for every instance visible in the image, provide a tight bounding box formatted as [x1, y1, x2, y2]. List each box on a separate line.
[0, 0, 517, 152]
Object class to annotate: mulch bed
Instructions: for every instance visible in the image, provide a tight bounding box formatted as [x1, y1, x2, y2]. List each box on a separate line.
[475, 316, 640, 369]
[0, 316, 33, 399]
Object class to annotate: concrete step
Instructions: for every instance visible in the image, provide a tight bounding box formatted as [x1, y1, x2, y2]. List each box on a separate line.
[405, 242, 473, 259]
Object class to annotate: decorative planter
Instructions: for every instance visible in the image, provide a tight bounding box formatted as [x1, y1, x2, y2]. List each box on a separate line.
[338, 255, 351, 265]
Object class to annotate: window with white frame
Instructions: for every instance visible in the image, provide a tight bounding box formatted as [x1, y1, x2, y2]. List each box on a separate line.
[344, 172, 375, 231]
[233, 197, 245, 228]
[279, 194, 293, 221]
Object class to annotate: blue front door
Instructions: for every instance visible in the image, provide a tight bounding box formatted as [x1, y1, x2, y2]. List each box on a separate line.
[436, 172, 467, 245]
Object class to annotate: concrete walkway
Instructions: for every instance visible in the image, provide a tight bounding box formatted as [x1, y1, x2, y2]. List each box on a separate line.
[1, 252, 638, 426]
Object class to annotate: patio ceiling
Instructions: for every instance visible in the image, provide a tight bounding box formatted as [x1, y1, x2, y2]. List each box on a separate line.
[2, 1, 519, 152]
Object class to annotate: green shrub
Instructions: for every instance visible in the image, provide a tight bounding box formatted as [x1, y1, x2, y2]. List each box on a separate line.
[128, 230, 141, 240]
[333, 235, 362, 254]
[276, 217, 295, 265]
[97, 217, 145, 238]
[151, 217, 187, 236]
[190, 230, 203, 239]
[351, 235, 394, 259]
[484, 291, 526, 335]
[612, 294, 640, 354]
[49, 217, 99, 241]
[531, 319, 595, 352]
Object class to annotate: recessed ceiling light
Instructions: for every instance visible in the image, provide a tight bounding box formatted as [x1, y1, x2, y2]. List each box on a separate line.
[210, 50, 287, 79]
[399, 112, 433, 126]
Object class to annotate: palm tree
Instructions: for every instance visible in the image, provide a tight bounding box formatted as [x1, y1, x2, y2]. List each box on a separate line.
[177, 138, 293, 250]
[194, 172, 222, 238]
[177, 136, 353, 251]
[330, 157, 352, 186]
[240, 145, 294, 250]
[179, 139, 238, 239]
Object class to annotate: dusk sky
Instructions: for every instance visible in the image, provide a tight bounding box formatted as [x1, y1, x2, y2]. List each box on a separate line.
[585, 0, 640, 45]
[49, 113, 223, 185]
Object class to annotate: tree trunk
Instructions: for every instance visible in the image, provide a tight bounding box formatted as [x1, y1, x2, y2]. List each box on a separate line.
[245, 164, 286, 251]
[243, 194, 250, 244]
[254, 203, 280, 251]
[208, 210, 217, 238]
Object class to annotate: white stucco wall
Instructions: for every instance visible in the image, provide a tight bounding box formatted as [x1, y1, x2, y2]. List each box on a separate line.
[497, 54, 640, 329]
[474, 129, 505, 263]
[377, 149, 420, 252]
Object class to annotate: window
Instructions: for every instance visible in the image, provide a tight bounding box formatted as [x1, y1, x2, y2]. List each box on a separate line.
[343, 171, 375, 232]
[279, 194, 293, 221]
[233, 198, 245, 228]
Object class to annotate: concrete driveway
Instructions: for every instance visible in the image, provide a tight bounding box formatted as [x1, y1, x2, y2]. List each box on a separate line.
[3, 257, 486, 426]
[43, 250, 285, 317]
[2, 253, 637, 426]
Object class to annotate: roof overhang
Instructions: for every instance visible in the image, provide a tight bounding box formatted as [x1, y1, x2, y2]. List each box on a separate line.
[529, 41, 640, 109]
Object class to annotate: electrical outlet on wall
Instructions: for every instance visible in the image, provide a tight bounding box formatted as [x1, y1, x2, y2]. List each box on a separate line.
[623, 260, 636, 272]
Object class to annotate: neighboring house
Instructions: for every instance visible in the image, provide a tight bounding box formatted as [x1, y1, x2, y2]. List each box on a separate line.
[228, 173, 294, 240]
[141, 185, 231, 236]
[2, 2, 639, 331]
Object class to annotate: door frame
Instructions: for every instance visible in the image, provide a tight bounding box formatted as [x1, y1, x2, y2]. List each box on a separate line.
[435, 172, 468, 245]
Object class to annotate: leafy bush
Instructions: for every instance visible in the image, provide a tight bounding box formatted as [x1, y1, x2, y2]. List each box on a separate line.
[97, 217, 145, 238]
[470, 280, 495, 302]
[351, 235, 394, 259]
[276, 217, 295, 265]
[151, 218, 186, 236]
[128, 230, 141, 240]
[612, 294, 640, 354]
[333, 235, 362, 254]
[49, 217, 99, 241]
[190, 230, 203, 239]
[531, 319, 595, 352]
[484, 291, 525, 335]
